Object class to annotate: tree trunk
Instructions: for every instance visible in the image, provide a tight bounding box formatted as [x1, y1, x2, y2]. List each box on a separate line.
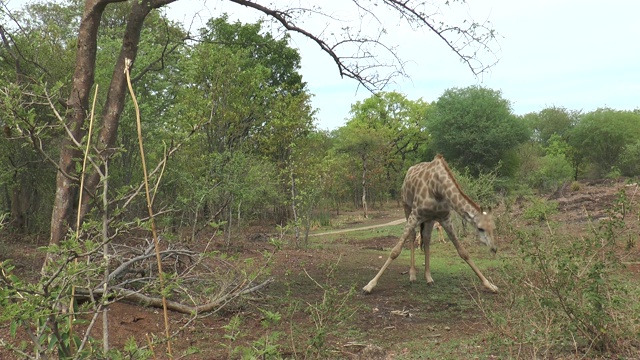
[225, 195, 233, 247]
[49, 0, 107, 247]
[49, 0, 177, 248]
[290, 168, 300, 247]
[361, 155, 368, 218]
[10, 184, 26, 232]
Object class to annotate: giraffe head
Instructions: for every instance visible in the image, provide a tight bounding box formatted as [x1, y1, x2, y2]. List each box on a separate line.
[469, 208, 497, 254]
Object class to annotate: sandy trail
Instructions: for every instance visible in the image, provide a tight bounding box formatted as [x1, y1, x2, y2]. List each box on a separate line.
[309, 218, 405, 237]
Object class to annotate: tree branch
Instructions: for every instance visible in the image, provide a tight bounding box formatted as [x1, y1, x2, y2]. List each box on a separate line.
[227, 0, 498, 92]
[76, 278, 274, 315]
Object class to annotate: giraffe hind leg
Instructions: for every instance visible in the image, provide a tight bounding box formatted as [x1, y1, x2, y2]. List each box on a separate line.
[420, 221, 435, 285]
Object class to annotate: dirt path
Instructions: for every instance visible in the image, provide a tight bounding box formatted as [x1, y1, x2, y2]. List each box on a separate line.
[309, 218, 405, 236]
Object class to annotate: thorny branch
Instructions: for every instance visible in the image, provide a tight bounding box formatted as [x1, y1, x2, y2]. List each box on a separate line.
[70, 239, 277, 315]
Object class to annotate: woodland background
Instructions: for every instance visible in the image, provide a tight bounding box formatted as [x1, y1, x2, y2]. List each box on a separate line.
[1, 1, 639, 359]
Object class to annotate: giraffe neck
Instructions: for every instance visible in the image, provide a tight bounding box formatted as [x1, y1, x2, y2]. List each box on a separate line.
[438, 174, 481, 219]
[433, 155, 482, 220]
[453, 194, 482, 222]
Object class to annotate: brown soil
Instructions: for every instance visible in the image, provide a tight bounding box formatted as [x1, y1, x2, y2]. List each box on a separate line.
[1, 179, 639, 359]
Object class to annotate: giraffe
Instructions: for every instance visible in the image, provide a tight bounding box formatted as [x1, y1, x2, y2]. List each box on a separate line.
[362, 154, 499, 294]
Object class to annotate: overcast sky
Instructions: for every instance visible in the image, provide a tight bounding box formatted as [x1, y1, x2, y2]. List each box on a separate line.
[7, 0, 640, 130]
[167, 0, 640, 130]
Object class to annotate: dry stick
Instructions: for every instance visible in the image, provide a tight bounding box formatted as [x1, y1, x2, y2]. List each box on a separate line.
[101, 146, 110, 354]
[146, 334, 157, 360]
[69, 84, 99, 354]
[124, 58, 172, 358]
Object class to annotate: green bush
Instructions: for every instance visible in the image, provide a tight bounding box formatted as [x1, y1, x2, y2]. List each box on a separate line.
[485, 190, 639, 357]
[528, 154, 573, 193]
[618, 140, 640, 176]
[451, 163, 501, 208]
[522, 197, 558, 222]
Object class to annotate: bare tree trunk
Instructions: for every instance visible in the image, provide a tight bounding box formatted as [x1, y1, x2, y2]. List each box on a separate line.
[49, 0, 177, 248]
[225, 195, 232, 247]
[361, 155, 368, 218]
[290, 168, 300, 247]
[10, 184, 26, 231]
[101, 156, 110, 354]
[49, 0, 105, 247]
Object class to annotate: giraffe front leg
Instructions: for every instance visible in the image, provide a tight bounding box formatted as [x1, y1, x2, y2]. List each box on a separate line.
[363, 217, 416, 294]
[362, 239, 404, 293]
[440, 220, 498, 293]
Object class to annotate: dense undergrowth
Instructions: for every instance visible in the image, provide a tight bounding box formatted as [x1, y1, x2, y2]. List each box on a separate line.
[481, 189, 640, 358]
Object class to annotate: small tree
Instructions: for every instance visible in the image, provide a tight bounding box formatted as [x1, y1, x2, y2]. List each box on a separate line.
[569, 108, 640, 178]
[426, 86, 530, 176]
[334, 123, 390, 218]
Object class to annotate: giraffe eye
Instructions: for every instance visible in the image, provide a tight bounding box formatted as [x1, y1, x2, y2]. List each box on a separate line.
[478, 228, 485, 233]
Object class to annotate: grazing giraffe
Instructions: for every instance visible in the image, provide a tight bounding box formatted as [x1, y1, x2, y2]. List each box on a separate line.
[363, 154, 498, 294]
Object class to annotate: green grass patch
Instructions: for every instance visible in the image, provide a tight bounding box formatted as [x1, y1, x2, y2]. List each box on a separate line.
[393, 332, 510, 360]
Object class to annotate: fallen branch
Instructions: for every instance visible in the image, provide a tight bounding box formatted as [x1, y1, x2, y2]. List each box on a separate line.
[102, 247, 197, 286]
[76, 277, 274, 315]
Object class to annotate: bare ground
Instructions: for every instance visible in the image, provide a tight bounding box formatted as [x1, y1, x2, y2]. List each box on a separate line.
[1, 179, 639, 359]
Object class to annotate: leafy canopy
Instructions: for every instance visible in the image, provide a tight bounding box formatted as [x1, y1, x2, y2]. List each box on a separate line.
[569, 108, 640, 177]
[426, 85, 529, 175]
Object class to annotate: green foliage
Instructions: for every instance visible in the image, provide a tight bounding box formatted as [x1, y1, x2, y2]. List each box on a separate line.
[426, 85, 530, 176]
[154, 15, 315, 231]
[618, 139, 640, 176]
[524, 106, 580, 146]
[490, 190, 638, 356]
[334, 92, 430, 210]
[522, 197, 558, 222]
[303, 260, 359, 357]
[514, 133, 574, 193]
[529, 154, 573, 192]
[450, 162, 501, 208]
[569, 108, 640, 178]
[221, 310, 283, 360]
[348, 91, 430, 165]
[0, 242, 151, 359]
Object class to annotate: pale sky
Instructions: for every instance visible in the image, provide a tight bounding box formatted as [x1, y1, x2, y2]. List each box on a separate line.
[6, 0, 640, 130]
[168, 0, 640, 130]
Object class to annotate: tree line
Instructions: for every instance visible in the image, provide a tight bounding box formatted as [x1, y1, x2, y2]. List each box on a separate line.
[1, 1, 639, 242]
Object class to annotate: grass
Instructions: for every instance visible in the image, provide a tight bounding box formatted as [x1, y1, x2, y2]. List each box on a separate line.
[4, 195, 639, 359]
[394, 334, 506, 360]
[277, 200, 640, 359]
[255, 228, 505, 357]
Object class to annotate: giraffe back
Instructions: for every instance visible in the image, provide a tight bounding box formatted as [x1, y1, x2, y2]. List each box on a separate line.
[401, 155, 481, 217]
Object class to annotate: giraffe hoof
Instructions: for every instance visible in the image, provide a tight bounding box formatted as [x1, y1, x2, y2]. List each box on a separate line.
[486, 284, 499, 293]
[362, 283, 374, 294]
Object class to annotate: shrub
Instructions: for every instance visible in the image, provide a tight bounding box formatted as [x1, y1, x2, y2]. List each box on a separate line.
[528, 154, 573, 193]
[451, 163, 501, 208]
[570, 181, 581, 192]
[522, 197, 558, 222]
[618, 140, 640, 176]
[484, 190, 639, 357]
